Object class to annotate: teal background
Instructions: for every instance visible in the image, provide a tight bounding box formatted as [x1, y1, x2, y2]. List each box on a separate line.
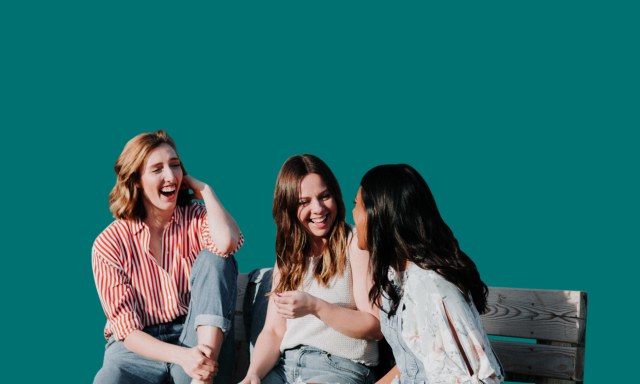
[1, 2, 637, 382]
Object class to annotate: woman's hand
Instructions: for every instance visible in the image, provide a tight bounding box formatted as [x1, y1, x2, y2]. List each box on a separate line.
[176, 344, 218, 381]
[273, 291, 320, 319]
[238, 372, 261, 384]
[182, 175, 209, 200]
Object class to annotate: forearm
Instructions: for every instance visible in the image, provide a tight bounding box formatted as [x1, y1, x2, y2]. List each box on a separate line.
[315, 299, 383, 341]
[123, 330, 186, 366]
[246, 329, 284, 379]
[201, 185, 241, 253]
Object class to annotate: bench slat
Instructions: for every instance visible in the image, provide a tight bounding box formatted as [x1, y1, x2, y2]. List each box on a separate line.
[481, 288, 587, 344]
[490, 340, 584, 382]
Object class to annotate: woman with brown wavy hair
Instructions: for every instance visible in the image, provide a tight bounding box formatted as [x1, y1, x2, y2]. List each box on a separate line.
[92, 130, 243, 384]
[239, 154, 382, 384]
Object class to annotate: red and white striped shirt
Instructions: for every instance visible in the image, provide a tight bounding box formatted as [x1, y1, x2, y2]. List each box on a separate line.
[92, 202, 244, 341]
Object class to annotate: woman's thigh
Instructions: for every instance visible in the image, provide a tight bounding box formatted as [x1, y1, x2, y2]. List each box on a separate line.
[261, 358, 289, 384]
[94, 337, 169, 384]
[285, 348, 374, 384]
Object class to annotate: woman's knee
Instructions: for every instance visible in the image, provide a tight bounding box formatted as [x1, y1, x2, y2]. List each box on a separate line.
[191, 249, 238, 283]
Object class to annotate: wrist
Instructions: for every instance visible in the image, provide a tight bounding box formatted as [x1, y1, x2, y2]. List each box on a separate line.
[170, 345, 188, 366]
[313, 297, 324, 316]
[246, 371, 260, 380]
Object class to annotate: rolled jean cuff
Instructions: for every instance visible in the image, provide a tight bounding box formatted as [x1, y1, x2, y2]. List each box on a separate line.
[195, 314, 231, 336]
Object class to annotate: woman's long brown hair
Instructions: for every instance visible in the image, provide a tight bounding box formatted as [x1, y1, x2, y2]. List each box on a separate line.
[272, 154, 349, 294]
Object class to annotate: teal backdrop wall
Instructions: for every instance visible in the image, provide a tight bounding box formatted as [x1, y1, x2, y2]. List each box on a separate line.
[1, 2, 637, 382]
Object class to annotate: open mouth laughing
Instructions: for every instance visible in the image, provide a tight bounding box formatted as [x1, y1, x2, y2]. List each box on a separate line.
[309, 215, 328, 227]
[159, 184, 177, 199]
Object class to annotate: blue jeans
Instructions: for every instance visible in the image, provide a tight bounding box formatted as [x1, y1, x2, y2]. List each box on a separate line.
[262, 346, 375, 384]
[93, 249, 238, 384]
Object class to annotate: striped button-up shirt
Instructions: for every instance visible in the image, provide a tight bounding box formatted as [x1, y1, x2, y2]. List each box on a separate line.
[92, 202, 244, 341]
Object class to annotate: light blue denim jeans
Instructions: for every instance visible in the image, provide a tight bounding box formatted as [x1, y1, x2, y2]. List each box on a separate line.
[261, 346, 375, 384]
[93, 249, 238, 384]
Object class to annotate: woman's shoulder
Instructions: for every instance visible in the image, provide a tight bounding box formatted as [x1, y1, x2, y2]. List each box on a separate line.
[93, 219, 136, 260]
[406, 263, 461, 296]
[178, 201, 207, 221]
[95, 219, 134, 242]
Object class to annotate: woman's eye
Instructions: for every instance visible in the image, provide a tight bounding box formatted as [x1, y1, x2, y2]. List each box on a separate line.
[322, 195, 331, 200]
[171, 163, 180, 168]
[299, 201, 309, 205]
[352, 200, 356, 205]
[152, 169, 161, 173]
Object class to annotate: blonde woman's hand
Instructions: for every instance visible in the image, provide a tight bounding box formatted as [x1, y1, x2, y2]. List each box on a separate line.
[238, 372, 261, 384]
[182, 175, 209, 200]
[273, 291, 320, 319]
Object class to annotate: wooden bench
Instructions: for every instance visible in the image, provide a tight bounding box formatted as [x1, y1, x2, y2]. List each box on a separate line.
[229, 272, 587, 384]
[480, 287, 587, 384]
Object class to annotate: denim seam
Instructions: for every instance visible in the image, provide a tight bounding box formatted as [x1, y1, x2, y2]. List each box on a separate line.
[321, 353, 369, 379]
[194, 314, 231, 333]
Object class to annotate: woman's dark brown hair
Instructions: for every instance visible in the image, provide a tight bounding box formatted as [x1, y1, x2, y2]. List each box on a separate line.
[109, 130, 192, 221]
[360, 164, 489, 317]
[272, 154, 349, 293]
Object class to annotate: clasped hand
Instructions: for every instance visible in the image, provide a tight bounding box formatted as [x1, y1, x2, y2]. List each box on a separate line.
[178, 344, 218, 382]
[273, 291, 320, 319]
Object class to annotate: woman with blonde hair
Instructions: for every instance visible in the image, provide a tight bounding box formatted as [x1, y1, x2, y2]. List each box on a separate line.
[92, 130, 243, 384]
[239, 154, 382, 384]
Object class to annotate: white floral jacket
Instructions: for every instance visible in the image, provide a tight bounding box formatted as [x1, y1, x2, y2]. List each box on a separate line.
[395, 263, 504, 384]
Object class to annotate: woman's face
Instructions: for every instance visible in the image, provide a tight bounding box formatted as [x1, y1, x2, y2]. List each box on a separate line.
[297, 173, 338, 240]
[139, 143, 183, 215]
[352, 187, 368, 250]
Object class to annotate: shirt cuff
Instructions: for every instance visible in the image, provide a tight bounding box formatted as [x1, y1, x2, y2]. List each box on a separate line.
[201, 216, 245, 257]
[109, 312, 143, 341]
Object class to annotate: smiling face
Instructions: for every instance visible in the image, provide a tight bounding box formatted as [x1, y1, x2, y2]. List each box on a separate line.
[297, 173, 338, 244]
[352, 187, 368, 250]
[139, 143, 183, 216]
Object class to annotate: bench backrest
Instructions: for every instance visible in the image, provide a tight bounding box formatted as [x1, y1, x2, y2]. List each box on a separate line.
[481, 287, 587, 383]
[231, 273, 587, 384]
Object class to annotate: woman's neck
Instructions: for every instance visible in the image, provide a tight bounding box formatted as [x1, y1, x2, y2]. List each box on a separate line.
[143, 204, 174, 233]
[309, 236, 326, 258]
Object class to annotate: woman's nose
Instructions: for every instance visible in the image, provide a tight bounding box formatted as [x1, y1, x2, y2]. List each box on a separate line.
[311, 198, 325, 213]
[164, 168, 178, 183]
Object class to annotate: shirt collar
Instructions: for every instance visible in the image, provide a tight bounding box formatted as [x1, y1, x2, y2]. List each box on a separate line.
[131, 206, 184, 236]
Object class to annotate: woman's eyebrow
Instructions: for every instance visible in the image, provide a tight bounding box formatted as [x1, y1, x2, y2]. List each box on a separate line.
[299, 189, 330, 200]
[147, 158, 180, 168]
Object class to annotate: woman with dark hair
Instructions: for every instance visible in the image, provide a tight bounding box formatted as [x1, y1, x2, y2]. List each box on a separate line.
[353, 164, 504, 384]
[92, 130, 244, 384]
[239, 154, 382, 384]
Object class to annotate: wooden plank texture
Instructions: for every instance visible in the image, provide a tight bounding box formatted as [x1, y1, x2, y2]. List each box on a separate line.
[490, 340, 584, 382]
[481, 288, 587, 344]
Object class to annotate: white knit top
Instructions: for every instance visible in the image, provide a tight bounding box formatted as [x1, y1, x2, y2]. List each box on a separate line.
[279, 231, 379, 366]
